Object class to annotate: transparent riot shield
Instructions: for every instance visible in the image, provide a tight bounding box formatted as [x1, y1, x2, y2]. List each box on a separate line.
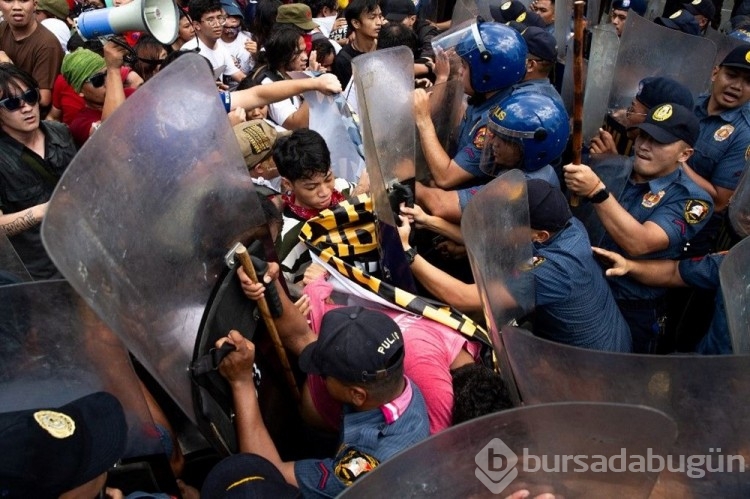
[706, 27, 749, 73]
[554, 0, 572, 62]
[0, 280, 163, 460]
[41, 54, 266, 425]
[607, 13, 716, 113]
[643, 0, 666, 21]
[415, 78, 466, 184]
[340, 402, 676, 498]
[305, 89, 365, 184]
[462, 170, 534, 329]
[502, 327, 750, 495]
[581, 24, 620, 143]
[353, 47, 417, 291]
[720, 236, 750, 354]
[729, 163, 750, 238]
[0, 233, 31, 283]
[462, 170, 533, 404]
[451, 0, 478, 27]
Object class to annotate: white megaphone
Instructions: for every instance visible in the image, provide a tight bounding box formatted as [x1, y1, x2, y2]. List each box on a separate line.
[77, 0, 179, 45]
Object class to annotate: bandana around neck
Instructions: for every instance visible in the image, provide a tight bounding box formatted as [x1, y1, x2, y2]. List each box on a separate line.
[283, 189, 346, 220]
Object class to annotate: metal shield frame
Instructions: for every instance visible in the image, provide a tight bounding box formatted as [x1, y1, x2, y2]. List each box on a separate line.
[41, 54, 267, 423]
[720, 236, 750, 354]
[503, 327, 750, 495]
[340, 402, 676, 498]
[0, 280, 163, 458]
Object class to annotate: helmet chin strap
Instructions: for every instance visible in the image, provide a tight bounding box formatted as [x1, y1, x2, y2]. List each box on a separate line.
[470, 21, 491, 62]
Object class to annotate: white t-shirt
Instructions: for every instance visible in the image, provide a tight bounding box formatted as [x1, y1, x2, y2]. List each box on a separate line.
[218, 31, 255, 75]
[261, 76, 300, 128]
[182, 38, 239, 78]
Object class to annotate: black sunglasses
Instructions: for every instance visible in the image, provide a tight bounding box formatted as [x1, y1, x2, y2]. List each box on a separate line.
[0, 88, 40, 111]
[86, 71, 107, 88]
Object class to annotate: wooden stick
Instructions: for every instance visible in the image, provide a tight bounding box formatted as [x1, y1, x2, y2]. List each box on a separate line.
[570, 0, 586, 207]
[235, 243, 301, 402]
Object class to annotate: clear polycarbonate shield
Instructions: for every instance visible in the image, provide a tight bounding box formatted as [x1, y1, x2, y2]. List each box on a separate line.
[720, 236, 750, 354]
[502, 327, 750, 495]
[353, 46, 417, 290]
[305, 89, 365, 184]
[462, 170, 534, 330]
[607, 13, 716, 113]
[415, 79, 466, 184]
[705, 27, 748, 68]
[450, 0, 478, 27]
[0, 280, 163, 458]
[41, 54, 266, 424]
[581, 24, 620, 143]
[554, 0, 572, 62]
[340, 402, 676, 498]
[0, 233, 31, 283]
[729, 164, 750, 238]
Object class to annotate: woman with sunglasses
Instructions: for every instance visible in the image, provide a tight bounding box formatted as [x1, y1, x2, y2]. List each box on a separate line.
[0, 63, 77, 279]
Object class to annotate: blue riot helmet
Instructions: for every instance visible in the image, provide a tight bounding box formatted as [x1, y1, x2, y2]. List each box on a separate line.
[453, 21, 528, 93]
[481, 92, 570, 174]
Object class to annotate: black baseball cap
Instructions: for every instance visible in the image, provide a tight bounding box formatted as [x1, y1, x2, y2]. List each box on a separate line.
[654, 9, 701, 36]
[683, 0, 715, 20]
[299, 306, 404, 384]
[202, 453, 299, 499]
[490, 0, 546, 29]
[0, 392, 127, 498]
[634, 103, 699, 146]
[527, 179, 572, 232]
[383, 0, 416, 22]
[522, 26, 557, 62]
[720, 44, 750, 71]
[635, 76, 694, 110]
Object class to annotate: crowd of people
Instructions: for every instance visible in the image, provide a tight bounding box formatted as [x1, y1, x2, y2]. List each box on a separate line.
[1, 0, 749, 495]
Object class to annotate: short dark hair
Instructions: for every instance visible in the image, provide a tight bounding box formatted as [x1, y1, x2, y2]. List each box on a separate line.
[188, 0, 222, 22]
[312, 38, 335, 61]
[264, 24, 305, 72]
[304, 0, 338, 17]
[0, 64, 38, 103]
[273, 128, 331, 181]
[345, 0, 380, 33]
[377, 21, 417, 54]
[451, 364, 513, 425]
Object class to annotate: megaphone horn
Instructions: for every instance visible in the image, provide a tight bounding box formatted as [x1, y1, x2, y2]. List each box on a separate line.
[77, 0, 180, 45]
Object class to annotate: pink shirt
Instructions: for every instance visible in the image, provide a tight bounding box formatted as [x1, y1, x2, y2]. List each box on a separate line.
[305, 278, 480, 434]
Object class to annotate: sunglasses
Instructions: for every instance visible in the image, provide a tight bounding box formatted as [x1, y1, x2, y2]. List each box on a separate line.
[86, 72, 107, 88]
[0, 88, 40, 111]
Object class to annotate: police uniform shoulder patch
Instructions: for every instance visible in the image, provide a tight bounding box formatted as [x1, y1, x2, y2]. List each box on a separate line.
[713, 124, 734, 142]
[684, 200, 710, 224]
[33, 410, 75, 439]
[473, 126, 488, 149]
[745, 145, 750, 161]
[334, 448, 379, 485]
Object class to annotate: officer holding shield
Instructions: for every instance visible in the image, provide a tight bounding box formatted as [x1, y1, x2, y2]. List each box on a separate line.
[564, 103, 714, 353]
[414, 21, 527, 224]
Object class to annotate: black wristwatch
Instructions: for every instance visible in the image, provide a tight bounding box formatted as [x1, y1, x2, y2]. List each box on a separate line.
[405, 247, 418, 265]
[589, 187, 610, 204]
